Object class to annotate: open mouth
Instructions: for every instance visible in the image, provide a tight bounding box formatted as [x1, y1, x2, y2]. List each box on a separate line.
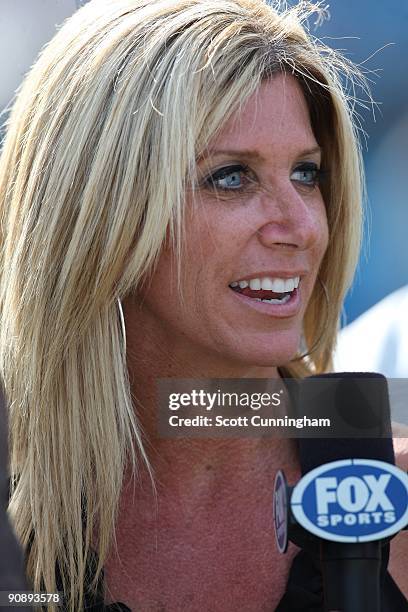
[228, 276, 300, 304]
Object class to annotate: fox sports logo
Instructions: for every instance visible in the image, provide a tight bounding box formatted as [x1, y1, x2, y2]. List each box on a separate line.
[291, 459, 408, 542]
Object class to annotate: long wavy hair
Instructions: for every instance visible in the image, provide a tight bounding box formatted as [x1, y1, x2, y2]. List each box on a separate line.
[0, 0, 368, 608]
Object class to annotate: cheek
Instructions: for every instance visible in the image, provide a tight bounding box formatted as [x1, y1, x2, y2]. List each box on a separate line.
[183, 204, 242, 276]
[138, 228, 216, 324]
[149, 214, 242, 331]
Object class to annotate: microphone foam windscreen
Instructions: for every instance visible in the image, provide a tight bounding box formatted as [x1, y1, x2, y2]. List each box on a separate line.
[296, 373, 395, 475]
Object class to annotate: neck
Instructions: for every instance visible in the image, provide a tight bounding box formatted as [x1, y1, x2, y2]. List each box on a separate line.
[122, 299, 283, 483]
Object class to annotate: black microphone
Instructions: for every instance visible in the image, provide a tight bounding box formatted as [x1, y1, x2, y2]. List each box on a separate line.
[297, 372, 395, 473]
[274, 373, 408, 612]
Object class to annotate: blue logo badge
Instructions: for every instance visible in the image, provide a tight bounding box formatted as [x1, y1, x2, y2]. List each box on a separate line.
[291, 459, 408, 542]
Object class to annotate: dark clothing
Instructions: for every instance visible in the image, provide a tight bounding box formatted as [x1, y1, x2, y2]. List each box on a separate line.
[0, 386, 29, 612]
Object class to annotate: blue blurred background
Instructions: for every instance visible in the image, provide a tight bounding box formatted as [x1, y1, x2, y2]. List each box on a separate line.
[312, 0, 408, 324]
[1, 0, 407, 324]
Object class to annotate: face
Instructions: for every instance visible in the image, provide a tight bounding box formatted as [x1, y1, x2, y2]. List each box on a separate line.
[130, 74, 329, 372]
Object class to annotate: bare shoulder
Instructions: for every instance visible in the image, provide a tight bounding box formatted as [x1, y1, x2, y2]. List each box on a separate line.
[388, 438, 408, 599]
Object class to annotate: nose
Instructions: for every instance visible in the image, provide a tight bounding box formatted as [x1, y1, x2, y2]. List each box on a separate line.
[255, 181, 326, 251]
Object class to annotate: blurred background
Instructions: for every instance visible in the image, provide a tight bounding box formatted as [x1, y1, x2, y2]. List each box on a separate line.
[0, 0, 407, 325]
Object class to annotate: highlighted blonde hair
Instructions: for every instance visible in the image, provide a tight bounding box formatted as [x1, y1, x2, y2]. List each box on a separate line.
[0, 0, 368, 608]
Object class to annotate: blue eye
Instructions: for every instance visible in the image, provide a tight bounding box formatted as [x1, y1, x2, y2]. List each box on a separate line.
[290, 163, 324, 187]
[204, 164, 250, 191]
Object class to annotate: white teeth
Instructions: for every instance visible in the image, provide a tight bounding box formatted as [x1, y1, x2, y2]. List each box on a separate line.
[262, 294, 291, 304]
[260, 277, 274, 290]
[230, 276, 301, 291]
[249, 278, 261, 290]
[272, 278, 286, 293]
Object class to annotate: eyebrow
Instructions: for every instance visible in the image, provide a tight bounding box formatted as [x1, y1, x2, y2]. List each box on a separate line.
[199, 145, 322, 162]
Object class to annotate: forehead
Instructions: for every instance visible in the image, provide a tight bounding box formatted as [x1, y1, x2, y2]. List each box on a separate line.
[204, 74, 318, 161]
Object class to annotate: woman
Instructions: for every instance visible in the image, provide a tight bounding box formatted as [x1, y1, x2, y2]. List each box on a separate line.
[0, 0, 406, 610]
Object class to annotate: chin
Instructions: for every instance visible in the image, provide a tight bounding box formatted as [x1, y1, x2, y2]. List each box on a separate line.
[226, 329, 301, 369]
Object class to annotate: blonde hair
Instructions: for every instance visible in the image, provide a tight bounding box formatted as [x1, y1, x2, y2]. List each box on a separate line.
[0, 0, 368, 608]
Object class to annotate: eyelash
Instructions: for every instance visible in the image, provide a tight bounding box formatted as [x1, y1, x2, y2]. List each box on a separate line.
[203, 162, 326, 192]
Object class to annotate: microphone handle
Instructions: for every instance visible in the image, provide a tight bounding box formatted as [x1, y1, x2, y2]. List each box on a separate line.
[320, 540, 381, 612]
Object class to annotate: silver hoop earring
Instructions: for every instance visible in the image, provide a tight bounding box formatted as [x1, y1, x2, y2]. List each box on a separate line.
[116, 297, 127, 355]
